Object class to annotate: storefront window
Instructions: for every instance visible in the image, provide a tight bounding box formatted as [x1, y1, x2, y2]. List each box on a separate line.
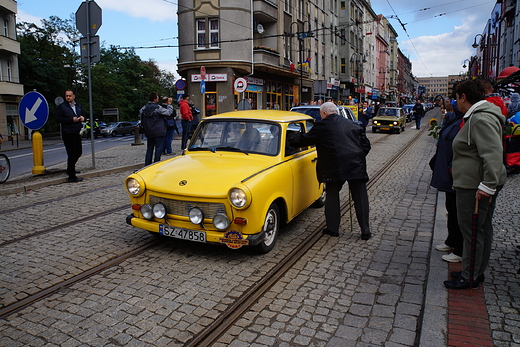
[266, 81, 281, 110]
[204, 82, 217, 116]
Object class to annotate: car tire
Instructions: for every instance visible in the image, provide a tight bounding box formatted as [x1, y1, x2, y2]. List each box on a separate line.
[396, 127, 401, 134]
[102, 134, 107, 138]
[111, 131, 117, 137]
[372, 127, 377, 133]
[130, 129, 135, 135]
[312, 184, 326, 208]
[254, 202, 280, 254]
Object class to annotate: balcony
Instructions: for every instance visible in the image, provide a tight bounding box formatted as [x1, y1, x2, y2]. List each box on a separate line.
[253, 47, 280, 66]
[0, 81, 24, 97]
[253, 0, 278, 22]
[0, 35, 20, 54]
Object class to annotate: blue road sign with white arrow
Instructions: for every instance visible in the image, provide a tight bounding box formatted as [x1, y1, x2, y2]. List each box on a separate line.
[19, 91, 49, 130]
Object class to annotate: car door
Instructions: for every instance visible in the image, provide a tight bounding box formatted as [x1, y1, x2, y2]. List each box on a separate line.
[286, 121, 320, 218]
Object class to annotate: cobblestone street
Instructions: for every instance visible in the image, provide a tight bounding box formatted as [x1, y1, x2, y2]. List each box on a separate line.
[0, 116, 519, 346]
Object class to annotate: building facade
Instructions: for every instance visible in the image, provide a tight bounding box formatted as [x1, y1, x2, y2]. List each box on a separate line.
[0, 0, 23, 141]
[417, 76, 449, 101]
[177, 0, 412, 114]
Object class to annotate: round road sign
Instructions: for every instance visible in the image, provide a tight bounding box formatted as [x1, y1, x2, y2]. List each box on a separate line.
[234, 78, 248, 93]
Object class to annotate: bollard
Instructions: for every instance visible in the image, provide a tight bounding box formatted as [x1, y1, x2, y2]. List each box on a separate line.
[31, 131, 46, 174]
[132, 126, 144, 146]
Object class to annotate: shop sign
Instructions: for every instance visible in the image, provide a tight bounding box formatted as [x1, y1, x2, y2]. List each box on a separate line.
[191, 74, 228, 82]
[245, 77, 264, 85]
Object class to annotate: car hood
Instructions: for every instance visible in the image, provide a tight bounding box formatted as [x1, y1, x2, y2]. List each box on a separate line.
[135, 153, 275, 197]
[373, 115, 401, 120]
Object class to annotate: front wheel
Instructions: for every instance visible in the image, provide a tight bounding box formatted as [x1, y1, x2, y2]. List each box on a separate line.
[0, 154, 11, 183]
[254, 202, 280, 254]
[372, 127, 377, 133]
[111, 131, 117, 137]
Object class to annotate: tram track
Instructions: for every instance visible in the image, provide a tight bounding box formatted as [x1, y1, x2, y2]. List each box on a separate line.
[0, 127, 424, 338]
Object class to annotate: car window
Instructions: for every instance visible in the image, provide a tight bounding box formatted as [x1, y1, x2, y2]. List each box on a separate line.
[291, 108, 321, 122]
[286, 122, 308, 156]
[190, 121, 280, 155]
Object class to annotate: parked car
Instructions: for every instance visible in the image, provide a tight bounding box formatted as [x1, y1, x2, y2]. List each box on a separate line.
[124, 110, 325, 253]
[371, 107, 406, 133]
[290, 105, 361, 124]
[100, 121, 136, 137]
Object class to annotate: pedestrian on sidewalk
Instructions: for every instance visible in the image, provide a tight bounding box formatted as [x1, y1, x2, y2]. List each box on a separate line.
[288, 102, 372, 240]
[161, 97, 177, 156]
[413, 99, 425, 130]
[179, 95, 193, 150]
[444, 79, 507, 290]
[55, 89, 84, 183]
[430, 102, 464, 263]
[140, 92, 173, 166]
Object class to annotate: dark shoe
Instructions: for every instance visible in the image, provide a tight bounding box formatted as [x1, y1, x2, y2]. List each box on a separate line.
[444, 274, 479, 289]
[361, 232, 372, 240]
[67, 177, 84, 183]
[75, 170, 81, 173]
[450, 271, 485, 283]
[322, 228, 339, 237]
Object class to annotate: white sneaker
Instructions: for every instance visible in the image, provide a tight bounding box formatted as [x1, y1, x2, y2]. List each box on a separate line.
[442, 253, 462, 263]
[435, 242, 453, 252]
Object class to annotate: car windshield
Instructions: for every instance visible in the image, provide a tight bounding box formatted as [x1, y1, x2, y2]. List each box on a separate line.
[378, 109, 399, 117]
[189, 120, 280, 155]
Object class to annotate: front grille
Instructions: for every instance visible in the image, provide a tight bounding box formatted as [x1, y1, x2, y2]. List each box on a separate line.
[149, 196, 227, 218]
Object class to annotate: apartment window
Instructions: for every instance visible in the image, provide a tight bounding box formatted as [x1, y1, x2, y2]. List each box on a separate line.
[340, 2, 346, 17]
[3, 19, 7, 36]
[196, 18, 219, 49]
[340, 29, 346, 45]
[341, 58, 346, 74]
[7, 60, 12, 81]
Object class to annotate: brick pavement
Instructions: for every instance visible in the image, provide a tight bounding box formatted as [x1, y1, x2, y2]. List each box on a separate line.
[0, 120, 519, 346]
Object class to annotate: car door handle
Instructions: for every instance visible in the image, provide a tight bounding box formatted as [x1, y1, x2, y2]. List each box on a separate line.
[312, 157, 318, 162]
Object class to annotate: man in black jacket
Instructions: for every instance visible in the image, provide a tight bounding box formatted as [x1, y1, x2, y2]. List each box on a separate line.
[289, 102, 372, 239]
[140, 92, 173, 166]
[55, 89, 84, 182]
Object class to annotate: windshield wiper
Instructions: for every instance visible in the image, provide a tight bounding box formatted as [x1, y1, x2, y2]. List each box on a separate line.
[214, 146, 249, 155]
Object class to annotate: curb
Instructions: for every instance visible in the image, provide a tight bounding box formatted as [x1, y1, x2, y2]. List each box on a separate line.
[0, 163, 143, 196]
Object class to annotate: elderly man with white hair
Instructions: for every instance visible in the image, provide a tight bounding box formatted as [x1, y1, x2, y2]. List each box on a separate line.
[288, 102, 372, 240]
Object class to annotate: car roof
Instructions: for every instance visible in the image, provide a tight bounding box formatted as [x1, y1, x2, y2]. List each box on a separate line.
[203, 110, 313, 123]
[378, 107, 402, 109]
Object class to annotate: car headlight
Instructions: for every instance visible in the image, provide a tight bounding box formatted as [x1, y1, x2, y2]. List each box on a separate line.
[141, 204, 153, 220]
[230, 188, 247, 208]
[213, 213, 230, 230]
[127, 178, 141, 195]
[393, 121, 398, 125]
[153, 203, 167, 219]
[189, 207, 204, 224]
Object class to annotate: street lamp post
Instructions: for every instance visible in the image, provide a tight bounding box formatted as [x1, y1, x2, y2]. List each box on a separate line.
[290, 21, 313, 105]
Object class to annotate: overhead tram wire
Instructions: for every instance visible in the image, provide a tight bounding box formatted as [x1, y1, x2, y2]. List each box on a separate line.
[384, 0, 432, 77]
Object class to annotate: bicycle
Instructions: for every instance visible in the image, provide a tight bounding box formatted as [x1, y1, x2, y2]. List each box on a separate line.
[0, 153, 11, 183]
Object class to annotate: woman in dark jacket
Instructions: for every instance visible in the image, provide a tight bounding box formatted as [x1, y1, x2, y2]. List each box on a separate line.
[289, 102, 371, 239]
[430, 104, 464, 262]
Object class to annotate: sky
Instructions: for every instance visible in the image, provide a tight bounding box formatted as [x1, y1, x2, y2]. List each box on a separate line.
[16, 0, 497, 78]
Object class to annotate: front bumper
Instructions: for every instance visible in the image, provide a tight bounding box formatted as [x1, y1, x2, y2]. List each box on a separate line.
[126, 214, 266, 248]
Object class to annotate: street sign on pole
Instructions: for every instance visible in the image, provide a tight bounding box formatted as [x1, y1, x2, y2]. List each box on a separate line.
[234, 78, 248, 93]
[200, 80, 206, 95]
[200, 66, 206, 81]
[80, 35, 100, 64]
[19, 92, 49, 130]
[76, 0, 102, 37]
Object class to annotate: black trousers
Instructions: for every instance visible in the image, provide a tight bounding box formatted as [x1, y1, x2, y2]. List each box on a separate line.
[62, 133, 82, 179]
[325, 179, 370, 235]
[444, 191, 463, 256]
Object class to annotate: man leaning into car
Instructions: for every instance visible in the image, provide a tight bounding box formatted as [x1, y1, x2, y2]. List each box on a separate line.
[288, 102, 372, 240]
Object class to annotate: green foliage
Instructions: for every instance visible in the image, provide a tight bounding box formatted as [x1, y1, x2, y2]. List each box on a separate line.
[17, 15, 177, 131]
[428, 124, 441, 139]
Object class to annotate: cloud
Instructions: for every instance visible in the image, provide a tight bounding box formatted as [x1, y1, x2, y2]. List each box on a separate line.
[96, 0, 177, 22]
[16, 9, 43, 25]
[400, 15, 481, 77]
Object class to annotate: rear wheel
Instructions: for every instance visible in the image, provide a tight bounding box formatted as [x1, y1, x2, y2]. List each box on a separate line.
[312, 184, 326, 207]
[0, 154, 10, 183]
[254, 202, 280, 254]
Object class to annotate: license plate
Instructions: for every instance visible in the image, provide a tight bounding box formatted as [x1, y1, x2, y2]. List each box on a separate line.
[159, 224, 206, 243]
[381, 127, 390, 130]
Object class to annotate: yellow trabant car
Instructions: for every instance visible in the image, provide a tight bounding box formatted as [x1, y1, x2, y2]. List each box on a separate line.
[125, 110, 325, 253]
